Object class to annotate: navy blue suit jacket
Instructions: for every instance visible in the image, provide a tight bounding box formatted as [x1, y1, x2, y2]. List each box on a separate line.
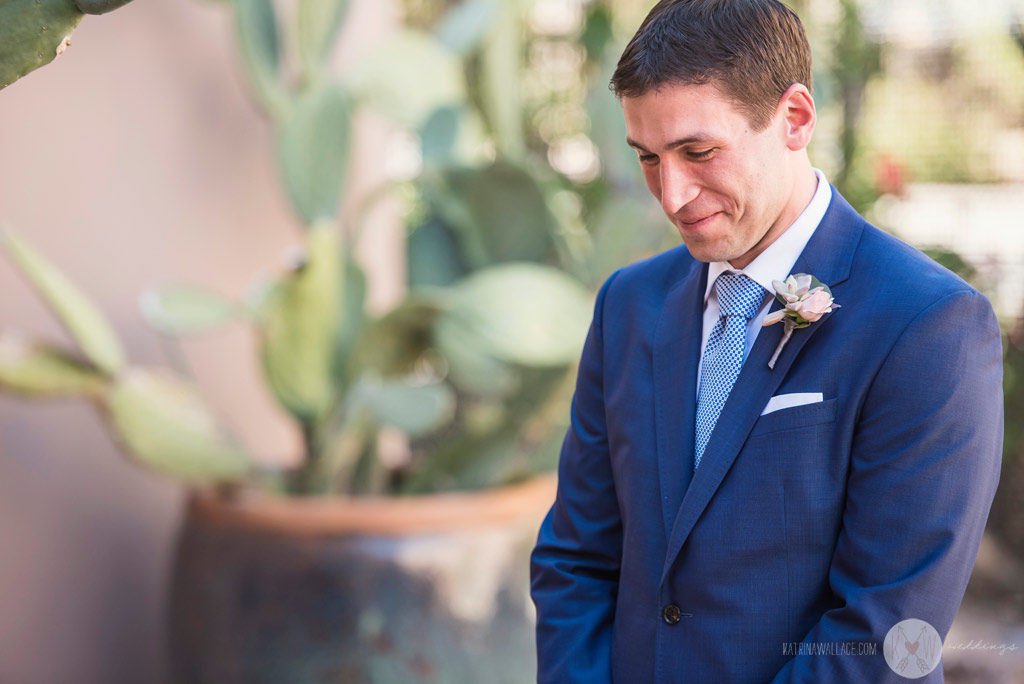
[530, 189, 1003, 682]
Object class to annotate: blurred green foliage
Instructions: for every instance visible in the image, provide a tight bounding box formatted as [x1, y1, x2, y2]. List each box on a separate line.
[0, 0, 672, 497]
[828, 0, 882, 213]
[827, 10, 1024, 190]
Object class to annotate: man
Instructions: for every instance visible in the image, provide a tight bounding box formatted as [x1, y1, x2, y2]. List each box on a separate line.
[529, 1, 1003, 682]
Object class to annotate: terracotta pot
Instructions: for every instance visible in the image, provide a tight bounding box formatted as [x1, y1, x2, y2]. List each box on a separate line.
[168, 475, 556, 684]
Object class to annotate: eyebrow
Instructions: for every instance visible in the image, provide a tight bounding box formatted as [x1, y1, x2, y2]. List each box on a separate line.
[626, 135, 714, 153]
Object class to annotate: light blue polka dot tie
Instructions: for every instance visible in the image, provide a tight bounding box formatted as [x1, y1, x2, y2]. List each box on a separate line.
[694, 273, 764, 469]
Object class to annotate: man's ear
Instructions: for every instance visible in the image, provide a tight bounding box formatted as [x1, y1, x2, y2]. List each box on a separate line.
[777, 83, 815, 151]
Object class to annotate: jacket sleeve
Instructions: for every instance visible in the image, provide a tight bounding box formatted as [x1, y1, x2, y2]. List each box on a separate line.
[530, 270, 623, 684]
[771, 289, 1003, 683]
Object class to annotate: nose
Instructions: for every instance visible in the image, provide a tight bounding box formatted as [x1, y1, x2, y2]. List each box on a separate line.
[658, 161, 700, 217]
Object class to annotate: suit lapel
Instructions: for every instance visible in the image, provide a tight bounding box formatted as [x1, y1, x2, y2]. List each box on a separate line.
[659, 188, 864, 584]
[653, 260, 707, 540]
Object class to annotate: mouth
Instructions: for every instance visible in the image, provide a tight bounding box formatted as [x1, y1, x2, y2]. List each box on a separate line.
[677, 212, 722, 230]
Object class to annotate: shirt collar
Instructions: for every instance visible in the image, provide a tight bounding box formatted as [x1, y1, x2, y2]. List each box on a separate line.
[704, 168, 832, 303]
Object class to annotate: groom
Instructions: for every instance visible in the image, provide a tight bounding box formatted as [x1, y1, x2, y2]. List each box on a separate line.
[530, 1, 1003, 682]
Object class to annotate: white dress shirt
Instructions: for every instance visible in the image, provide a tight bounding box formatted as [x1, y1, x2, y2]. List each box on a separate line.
[697, 168, 832, 389]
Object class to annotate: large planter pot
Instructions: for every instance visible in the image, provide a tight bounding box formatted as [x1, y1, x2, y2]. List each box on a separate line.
[168, 475, 556, 684]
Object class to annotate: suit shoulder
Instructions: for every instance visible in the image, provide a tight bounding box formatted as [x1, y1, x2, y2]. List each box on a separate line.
[602, 243, 698, 299]
[589, 243, 699, 331]
[853, 222, 987, 311]
[844, 222, 998, 353]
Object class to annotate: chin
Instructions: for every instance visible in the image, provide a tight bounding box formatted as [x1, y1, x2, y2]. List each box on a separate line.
[684, 248, 727, 265]
[679, 239, 736, 265]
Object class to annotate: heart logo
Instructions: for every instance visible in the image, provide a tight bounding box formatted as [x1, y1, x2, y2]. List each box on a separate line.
[885, 619, 941, 677]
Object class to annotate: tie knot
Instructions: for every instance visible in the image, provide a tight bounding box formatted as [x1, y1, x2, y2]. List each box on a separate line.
[715, 273, 763, 319]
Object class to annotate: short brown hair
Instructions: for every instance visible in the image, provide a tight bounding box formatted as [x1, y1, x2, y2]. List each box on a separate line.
[610, 0, 812, 130]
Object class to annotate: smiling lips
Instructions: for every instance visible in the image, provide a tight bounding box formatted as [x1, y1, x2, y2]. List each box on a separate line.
[678, 211, 722, 228]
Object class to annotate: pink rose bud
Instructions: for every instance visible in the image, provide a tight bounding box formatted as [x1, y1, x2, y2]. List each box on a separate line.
[790, 288, 833, 321]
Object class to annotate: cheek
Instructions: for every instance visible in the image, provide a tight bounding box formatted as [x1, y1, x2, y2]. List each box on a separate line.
[640, 166, 661, 199]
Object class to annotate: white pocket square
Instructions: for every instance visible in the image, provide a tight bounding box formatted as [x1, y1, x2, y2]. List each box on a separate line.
[761, 392, 824, 416]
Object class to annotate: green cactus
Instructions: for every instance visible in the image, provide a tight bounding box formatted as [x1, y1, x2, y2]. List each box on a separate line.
[1, 0, 644, 497]
[434, 0, 500, 55]
[0, 0, 82, 90]
[256, 223, 344, 425]
[478, 0, 526, 159]
[343, 28, 466, 128]
[352, 375, 456, 438]
[435, 262, 592, 368]
[296, 0, 350, 79]
[139, 285, 246, 335]
[0, 229, 252, 485]
[429, 160, 561, 267]
[72, 0, 133, 14]
[230, 0, 287, 119]
[105, 368, 250, 483]
[0, 0, 135, 91]
[352, 297, 441, 378]
[276, 83, 353, 225]
[0, 227, 125, 376]
[0, 332, 107, 398]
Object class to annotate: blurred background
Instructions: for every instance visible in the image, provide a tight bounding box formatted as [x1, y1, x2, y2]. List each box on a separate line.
[2, 0, 1023, 681]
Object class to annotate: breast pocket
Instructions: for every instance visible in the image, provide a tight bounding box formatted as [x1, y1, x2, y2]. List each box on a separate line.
[744, 397, 846, 558]
[748, 397, 837, 437]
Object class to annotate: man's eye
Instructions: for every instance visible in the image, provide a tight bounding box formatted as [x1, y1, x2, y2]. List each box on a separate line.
[688, 148, 716, 160]
[638, 154, 658, 165]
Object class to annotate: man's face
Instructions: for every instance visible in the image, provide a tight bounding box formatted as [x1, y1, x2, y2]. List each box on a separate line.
[622, 82, 800, 268]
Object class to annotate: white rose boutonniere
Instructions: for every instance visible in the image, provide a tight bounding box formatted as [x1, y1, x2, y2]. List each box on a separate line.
[762, 273, 840, 369]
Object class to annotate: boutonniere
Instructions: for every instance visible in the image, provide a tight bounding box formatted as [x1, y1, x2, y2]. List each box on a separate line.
[762, 274, 840, 369]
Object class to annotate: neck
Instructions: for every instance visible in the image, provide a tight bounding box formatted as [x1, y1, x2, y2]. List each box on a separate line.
[729, 162, 817, 270]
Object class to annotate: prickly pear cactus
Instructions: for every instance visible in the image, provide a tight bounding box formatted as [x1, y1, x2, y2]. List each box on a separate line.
[256, 223, 343, 424]
[0, 227, 126, 375]
[0, 0, 82, 90]
[106, 368, 251, 484]
[0, 0, 135, 91]
[0, 228, 251, 485]
[72, 0, 133, 14]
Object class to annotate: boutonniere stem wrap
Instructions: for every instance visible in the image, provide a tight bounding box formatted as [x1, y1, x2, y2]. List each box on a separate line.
[762, 273, 840, 369]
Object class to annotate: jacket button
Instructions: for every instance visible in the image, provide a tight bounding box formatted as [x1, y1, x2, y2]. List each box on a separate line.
[662, 604, 682, 625]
